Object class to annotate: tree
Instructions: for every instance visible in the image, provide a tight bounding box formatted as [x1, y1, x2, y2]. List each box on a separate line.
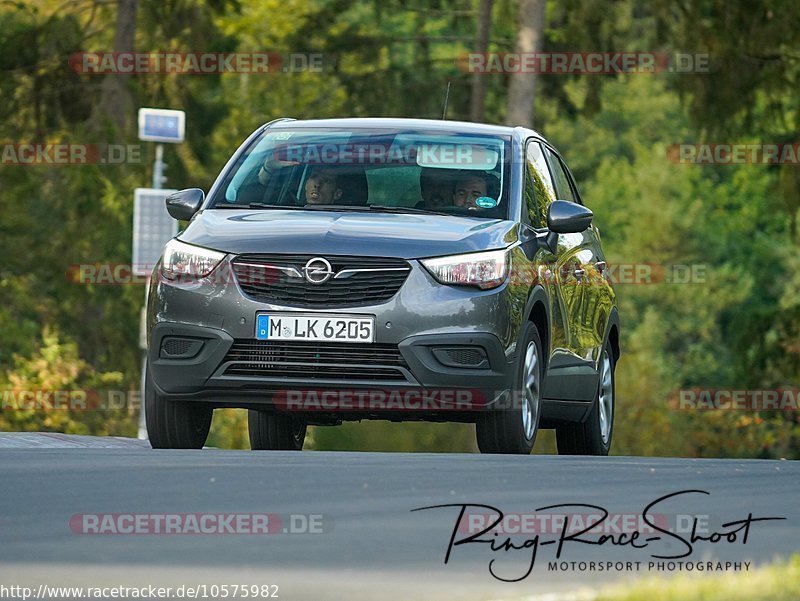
[97, 0, 138, 132]
[469, 0, 494, 122]
[505, 0, 546, 127]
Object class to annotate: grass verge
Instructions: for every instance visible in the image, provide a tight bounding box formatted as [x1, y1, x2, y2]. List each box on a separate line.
[595, 555, 800, 601]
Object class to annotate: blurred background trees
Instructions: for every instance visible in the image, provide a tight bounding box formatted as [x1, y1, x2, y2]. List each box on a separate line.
[1, 0, 798, 457]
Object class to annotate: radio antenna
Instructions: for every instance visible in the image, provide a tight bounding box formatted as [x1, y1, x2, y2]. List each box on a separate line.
[442, 81, 451, 120]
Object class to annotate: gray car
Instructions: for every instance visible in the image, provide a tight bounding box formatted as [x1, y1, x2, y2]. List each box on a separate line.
[145, 117, 619, 454]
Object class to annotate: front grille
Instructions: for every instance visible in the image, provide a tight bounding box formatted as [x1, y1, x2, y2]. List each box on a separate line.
[231, 254, 411, 308]
[222, 340, 409, 381]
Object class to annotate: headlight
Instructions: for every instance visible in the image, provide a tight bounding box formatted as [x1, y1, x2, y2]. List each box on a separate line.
[161, 239, 225, 280]
[421, 249, 509, 290]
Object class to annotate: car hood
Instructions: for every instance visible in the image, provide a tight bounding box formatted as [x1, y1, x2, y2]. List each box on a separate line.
[178, 209, 518, 259]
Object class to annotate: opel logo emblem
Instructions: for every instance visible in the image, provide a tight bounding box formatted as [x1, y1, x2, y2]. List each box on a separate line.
[303, 257, 334, 284]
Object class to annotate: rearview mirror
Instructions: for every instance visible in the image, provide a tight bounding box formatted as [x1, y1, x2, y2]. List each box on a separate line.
[547, 200, 593, 234]
[166, 188, 204, 221]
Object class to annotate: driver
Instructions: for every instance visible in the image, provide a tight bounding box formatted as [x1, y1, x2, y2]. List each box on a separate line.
[453, 172, 488, 209]
[304, 169, 343, 205]
[255, 153, 343, 205]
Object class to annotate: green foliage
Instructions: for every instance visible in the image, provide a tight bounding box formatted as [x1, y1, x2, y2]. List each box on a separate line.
[0, 328, 134, 436]
[595, 555, 800, 601]
[207, 408, 250, 449]
[542, 75, 799, 458]
[310, 421, 477, 453]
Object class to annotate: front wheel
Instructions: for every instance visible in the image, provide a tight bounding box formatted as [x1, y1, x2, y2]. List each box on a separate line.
[248, 410, 306, 450]
[145, 364, 213, 449]
[476, 321, 543, 454]
[556, 343, 615, 455]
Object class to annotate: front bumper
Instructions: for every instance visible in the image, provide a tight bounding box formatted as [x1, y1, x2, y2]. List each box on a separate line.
[147, 257, 522, 412]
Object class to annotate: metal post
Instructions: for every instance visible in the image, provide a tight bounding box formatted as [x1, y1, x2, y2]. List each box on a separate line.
[152, 143, 164, 189]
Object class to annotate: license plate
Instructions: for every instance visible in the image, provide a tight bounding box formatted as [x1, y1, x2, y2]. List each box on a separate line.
[255, 313, 375, 343]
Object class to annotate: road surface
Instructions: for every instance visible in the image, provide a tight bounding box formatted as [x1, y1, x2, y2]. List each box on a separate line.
[0, 433, 797, 600]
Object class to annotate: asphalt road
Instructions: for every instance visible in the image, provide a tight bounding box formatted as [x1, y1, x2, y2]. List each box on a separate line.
[0, 434, 797, 601]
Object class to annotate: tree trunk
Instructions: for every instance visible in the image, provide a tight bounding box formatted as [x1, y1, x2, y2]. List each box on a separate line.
[505, 0, 546, 128]
[98, 0, 138, 132]
[469, 0, 494, 123]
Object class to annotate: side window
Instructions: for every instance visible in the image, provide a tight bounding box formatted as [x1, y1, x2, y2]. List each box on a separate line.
[543, 147, 577, 203]
[524, 141, 556, 228]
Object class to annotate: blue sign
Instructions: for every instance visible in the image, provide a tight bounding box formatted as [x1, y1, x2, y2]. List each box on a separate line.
[138, 108, 185, 143]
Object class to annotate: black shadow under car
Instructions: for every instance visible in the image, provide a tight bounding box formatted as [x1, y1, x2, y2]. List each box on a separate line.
[145, 117, 620, 454]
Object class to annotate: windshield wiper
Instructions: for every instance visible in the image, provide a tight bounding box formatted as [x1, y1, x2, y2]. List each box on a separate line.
[248, 203, 306, 209]
[366, 205, 451, 216]
[216, 203, 452, 215]
[301, 204, 371, 212]
[209, 203, 305, 210]
[301, 204, 451, 216]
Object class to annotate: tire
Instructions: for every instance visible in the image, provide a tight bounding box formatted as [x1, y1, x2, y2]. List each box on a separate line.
[476, 321, 543, 454]
[556, 342, 615, 455]
[145, 364, 213, 449]
[248, 410, 306, 451]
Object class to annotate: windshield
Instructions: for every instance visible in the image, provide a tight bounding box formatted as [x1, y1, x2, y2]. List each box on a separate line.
[209, 127, 512, 218]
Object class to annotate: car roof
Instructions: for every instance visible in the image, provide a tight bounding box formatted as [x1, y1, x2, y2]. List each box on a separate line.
[264, 117, 545, 142]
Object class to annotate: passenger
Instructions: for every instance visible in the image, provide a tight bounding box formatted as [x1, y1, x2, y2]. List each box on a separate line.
[416, 168, 453, 209]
